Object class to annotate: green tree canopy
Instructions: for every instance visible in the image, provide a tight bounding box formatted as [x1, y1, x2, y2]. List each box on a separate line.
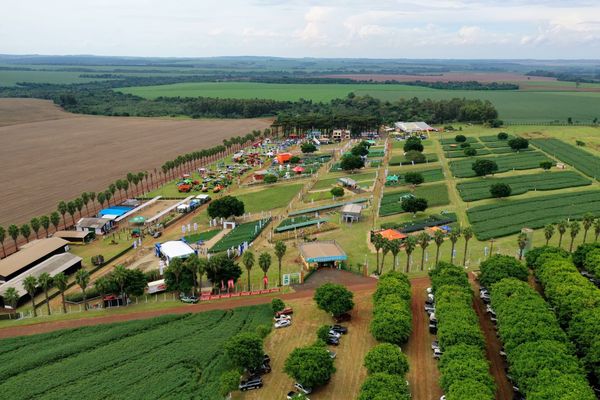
[313, 283, 354, 317]
[363, 343, 409, 376]
[224, 332, 264, 370]
[284, 344, 335, 389]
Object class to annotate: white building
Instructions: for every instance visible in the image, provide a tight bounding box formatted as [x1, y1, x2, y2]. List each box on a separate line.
[157, 241, 196, 265]
[394, 121, 437, 134]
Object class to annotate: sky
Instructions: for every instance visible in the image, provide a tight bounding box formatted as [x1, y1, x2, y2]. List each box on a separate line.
[2, 0, 600, 59]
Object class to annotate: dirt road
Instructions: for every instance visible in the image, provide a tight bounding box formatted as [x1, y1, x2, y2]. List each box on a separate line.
[405, 276, 443, 400]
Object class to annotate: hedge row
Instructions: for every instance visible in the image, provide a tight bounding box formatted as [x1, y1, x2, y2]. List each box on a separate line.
[490, 278, 595, 399]
[528, 246, 600, 387]
[429, 262, 495, 400]
[370, 272, 412, 345]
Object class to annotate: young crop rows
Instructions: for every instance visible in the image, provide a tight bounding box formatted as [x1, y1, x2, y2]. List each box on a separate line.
[0, 305, 273, 400]
[210, 217, 271, 253]
[379, 190, 411, 217]
[467, 190, 600, 240]
[449, 151, 551, 178]
[457, 171, 591, 201]
[530, 138, 600, 179]
[414, 184, 450, 207]
[389, 153, 438, 166]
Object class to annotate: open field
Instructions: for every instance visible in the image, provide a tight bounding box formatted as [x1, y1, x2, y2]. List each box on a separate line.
[0, 99, 272, 226]
[530, 138, 600, 178]
[118, 82, 600, 123]
[0, 305, 272, 400]
[448, 151, 551, 178]
[320, 72, 557, 83]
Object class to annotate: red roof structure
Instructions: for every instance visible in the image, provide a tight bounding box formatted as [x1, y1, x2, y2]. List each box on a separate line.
[378, 229, 407, 241]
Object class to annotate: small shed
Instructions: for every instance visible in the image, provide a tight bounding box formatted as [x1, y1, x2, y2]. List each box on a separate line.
[53, 230, 95, 243]
[299, 241, 347, 269]
[76, 217, 113, 235]
[341, 204, 362, 223]
[276, 153, 292, 164]
[377, 229, 407, 241]
[338, 177, 358, 188]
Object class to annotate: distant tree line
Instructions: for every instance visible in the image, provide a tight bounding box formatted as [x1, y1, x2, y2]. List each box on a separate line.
[526, 69, 600, 83]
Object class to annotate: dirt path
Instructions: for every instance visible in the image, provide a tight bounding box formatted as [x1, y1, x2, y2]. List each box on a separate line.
[405, 276, 443, 400]
[470, 275, 512, 400]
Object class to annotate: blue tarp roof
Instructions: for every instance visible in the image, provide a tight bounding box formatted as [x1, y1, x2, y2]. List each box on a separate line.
[98, 206, 134, 217]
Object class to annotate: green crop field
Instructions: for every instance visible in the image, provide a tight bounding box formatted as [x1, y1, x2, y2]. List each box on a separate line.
[117, 81, 600, 123]
[389, 153, 438, 166]
[379, 190, 411, 217]
[442, 142, 485, 151]
[457, 171, 591, 201]
[311, 172, 376, 190]
[445, 149, 492, 158]
[0, 70, 112, 86]
[467, 190, 600, 240]
[210, 218, 270, 253]
[387, 168, 445, 184]
[414, 184, 450, 207]
[449, 151, 551, 178]
[236, 183, 303, 213]
[183, 229, 221, 243]
[530, 138, 600, 179]
[0, 305, 272, 400]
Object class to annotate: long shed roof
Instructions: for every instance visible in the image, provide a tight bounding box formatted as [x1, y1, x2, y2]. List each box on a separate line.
[0, 238, 69, 279]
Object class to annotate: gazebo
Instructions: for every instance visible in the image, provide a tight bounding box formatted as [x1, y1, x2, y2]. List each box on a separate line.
[299, 241, 347, 269]
[293, 166, 305, 174]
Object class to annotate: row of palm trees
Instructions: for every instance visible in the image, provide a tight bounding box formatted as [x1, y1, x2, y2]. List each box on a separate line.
[543, 213, 600, 252]
[3, 269, 90, 317]
[0, 129, 271, 259]
[372, 227, 475, 273]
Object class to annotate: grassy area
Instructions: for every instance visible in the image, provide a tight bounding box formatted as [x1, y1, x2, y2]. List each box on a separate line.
[210, 218, 270, 253]
[379, 190, 411, 217]
[448, 151, 551, 178]
[387, 167, 444, 184]
[530, 138, 600, 178]
[414, 183, 451, 207]
[0, 70, 111, 86]
[69, 233, 133, 266]
[311, 172, 376, 190]
[456, 171, 592, 201]
[183, 229, 221, 243]
[389, 153, 438, 166]
[0, 305, 272, 400]
[236, 183, 303, 213]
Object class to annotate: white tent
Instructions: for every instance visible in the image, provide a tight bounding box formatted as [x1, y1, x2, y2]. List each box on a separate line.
[160, 241, 195, 264]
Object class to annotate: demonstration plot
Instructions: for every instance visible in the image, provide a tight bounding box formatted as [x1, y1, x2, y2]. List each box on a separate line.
[449, 151, 551, 178]
[530, 138, 600, 179]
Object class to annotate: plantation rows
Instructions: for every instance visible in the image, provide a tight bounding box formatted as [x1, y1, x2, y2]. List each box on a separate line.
[457, 171, 591, 201]
[389, 153, 438, 166]
[0, 305, 272, 399]
[467, 191, 600, 239]
[379, 191, 411, 216]
[387, 168, 444, 184]
[530, 138, 600, 179]
[450, 151, 551, 178]
[430, 263, 495, 399]
[210, 217, 271, 253]
[529, 247, 600, 389]
[442, 142, 485, 151]
[491, 279, 595, 399]
[414, 184, 450, 207]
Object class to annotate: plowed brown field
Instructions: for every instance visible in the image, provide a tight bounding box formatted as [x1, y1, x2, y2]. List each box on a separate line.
[0, 99, 272, 226]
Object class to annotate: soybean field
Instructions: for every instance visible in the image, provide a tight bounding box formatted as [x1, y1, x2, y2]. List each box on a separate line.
[449, 151, 551, 178]
[457, 171, 591, 201]
[530, 138, 600, 179]
[0, 305, 272, 400]
[210, 218, 271, 253]
[467, 190, 600, 240]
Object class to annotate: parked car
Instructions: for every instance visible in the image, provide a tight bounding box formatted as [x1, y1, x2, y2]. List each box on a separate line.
[274, 314, 292, 322]
[433, 348, 443, 360]
[294, 383, 313, 395]
[426, 287, 433, 294]
[330, 324, 348, 334]
[263, 354, 271, 364]
[429, 323, 438, 334]
[275, 319, 292, 329]
[152, 231, 162, 239]
[327, 350, 337, 359]
[328, 330, 341, 339]
[275, 307, 294, 318]
[326, 336, 340, 346]
[239, 376, 263, 391]
[287, 391, 310, 399]
[249, 362, 272, 375]
[431, 340, 439, 350]
[333, 313, 351, 323]
[180, 294, 198, 304]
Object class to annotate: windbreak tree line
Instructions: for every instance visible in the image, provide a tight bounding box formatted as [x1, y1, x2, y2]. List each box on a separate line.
[429, 262, 495, 399]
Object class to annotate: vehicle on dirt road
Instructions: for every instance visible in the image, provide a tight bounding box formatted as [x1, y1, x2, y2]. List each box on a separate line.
[294, 383, 313, 394]
[275, 319, 292, 329]
[326, 336, 340, 346]
[433, 348, 443, 360]
[275, 307, 294, 318]
[179, 294, 198, 304]
[327, 350, 337, 359]
[239, 376, 263, 391]
[329, 325, 348, 334]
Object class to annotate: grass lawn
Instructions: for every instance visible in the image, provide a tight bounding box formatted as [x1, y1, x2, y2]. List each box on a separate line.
[236, 183, 303, 213]
[183, 229, 221, 243]
[448, 151, 551, 178]
[312, 172, 376, 190]
[414, 183, 451, 207]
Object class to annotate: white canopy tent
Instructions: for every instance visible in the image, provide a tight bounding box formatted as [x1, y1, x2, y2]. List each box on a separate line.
[159, 241, 196, 265]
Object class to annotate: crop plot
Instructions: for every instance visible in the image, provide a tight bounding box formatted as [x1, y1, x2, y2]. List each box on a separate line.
[449, 151, 551, 178]
[530, 138, 600, 179]
[457, 171, 591, 201]
[210, 218, 271, 253]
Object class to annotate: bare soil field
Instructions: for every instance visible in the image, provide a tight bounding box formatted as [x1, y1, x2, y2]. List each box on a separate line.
[322, 72, 557, 83]
[0, 99, 272, 227]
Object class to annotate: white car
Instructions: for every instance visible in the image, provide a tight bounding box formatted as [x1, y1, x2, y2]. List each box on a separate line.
[294, 383, 313, 395]
[328, 330, 341, 338]
[327, 350, 337, 359]
[275, 319, 292, 329]
[274, 314, 292, 322]
[426, 287, 433, 294]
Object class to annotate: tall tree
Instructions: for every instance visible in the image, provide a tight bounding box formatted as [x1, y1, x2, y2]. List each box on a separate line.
[8, 224, 19, 250]
[569, 221, 581, 252]
[185, 255, 201, 295]
[39, 215, 50, 238]
[75, 269, 91, 311]
[53, 272, 68, 313]
[242, 251, 255, 290]
[372, 234, 384, 275]
[433, 230, 445, 267]
[274, 241, 287, 287]
[66, 201, 77, 226]
[404, 236, 417, 273]
[112, 265, 129, 303]
[89, 192, 96, 213]
[259, 252, 272, 289]
[380, 239, 392, 274]
[104, 190, 112, 206]
[3, 287, 19, 313]
[197, 257, 208, 293]
[23, 275, 38, 317]
[448, 228, 461, 262]
[50, 212, 61, 232]
[544, 224, 555, 246]
[30, 217, 41, 239]
[389, 239, 402, 272]
[37, 272, 53, 316]
[595, 219, 600, 242]
[517, 233, 528, 261]
[97, 191, 106, 209]
[81, 192, 90, 215]
[75, 197, 84, 218]
[166, 258, 184, 297]
[582, 213, 594, 244]
[20, 224, 31, 243]
[0, 226, 6, 258]
[57, 201, 68, 228]
[462, 227, 474, 267]
[557, 220, 568, 249]
[417, 232, 430, 271]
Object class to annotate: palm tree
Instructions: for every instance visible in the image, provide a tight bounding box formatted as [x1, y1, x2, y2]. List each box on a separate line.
[0, 226, 6, 258]
[274, 241, 287, 287]
[404, 236, 417, 273]
[242, 251, 255, 290]
[258, 252, 272, 289]
[3, 287, 19, 315]
[380, 239, 392, 274]
[23, 275, 38, 317]
[115, 180, 124, 200]
[75, 197, 83, 219]
[122, 180, 130, 199]
[94, 276, 111, 307]
[53, 272, 68, 313]
[75, 269, 91, 311]
[39, 215, 50, 238]
[544, 224, 555, 246]
[569, 221, 581, 252]
[109, 184, 117, 202]
[57, 201, 68, 228]
[37, 272, 53, 315]
[8, 224, 19, 250]
[30, 217, 41, 239]
[66, 201, 77, 226]
[595, 219, 600, 242]
[112, 265, 129, 303]
[104, 190, 112, 206]
[20, 224, 31, 243]
[167, 259, 184, 297]
[197, 257, 208, 293]
[97, 191, 106, 209]
[372, 234, 384, 275]
[582, 213, 594, 244]
[462, 227, 474, 267]
[417, 232, 430, 271]
[448, 228, 461, 262]
[132, 175, 141, 196]
[433, 230, 445, 267]
[557, 220, 568, 249]
[389, 239, 402, 272]
[517, 233, 528, 260]
[185, 255, 201, 295]
[50, 212, 61, 232]
[81, 192, 90, 215]
[89, 192, 97, 213]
